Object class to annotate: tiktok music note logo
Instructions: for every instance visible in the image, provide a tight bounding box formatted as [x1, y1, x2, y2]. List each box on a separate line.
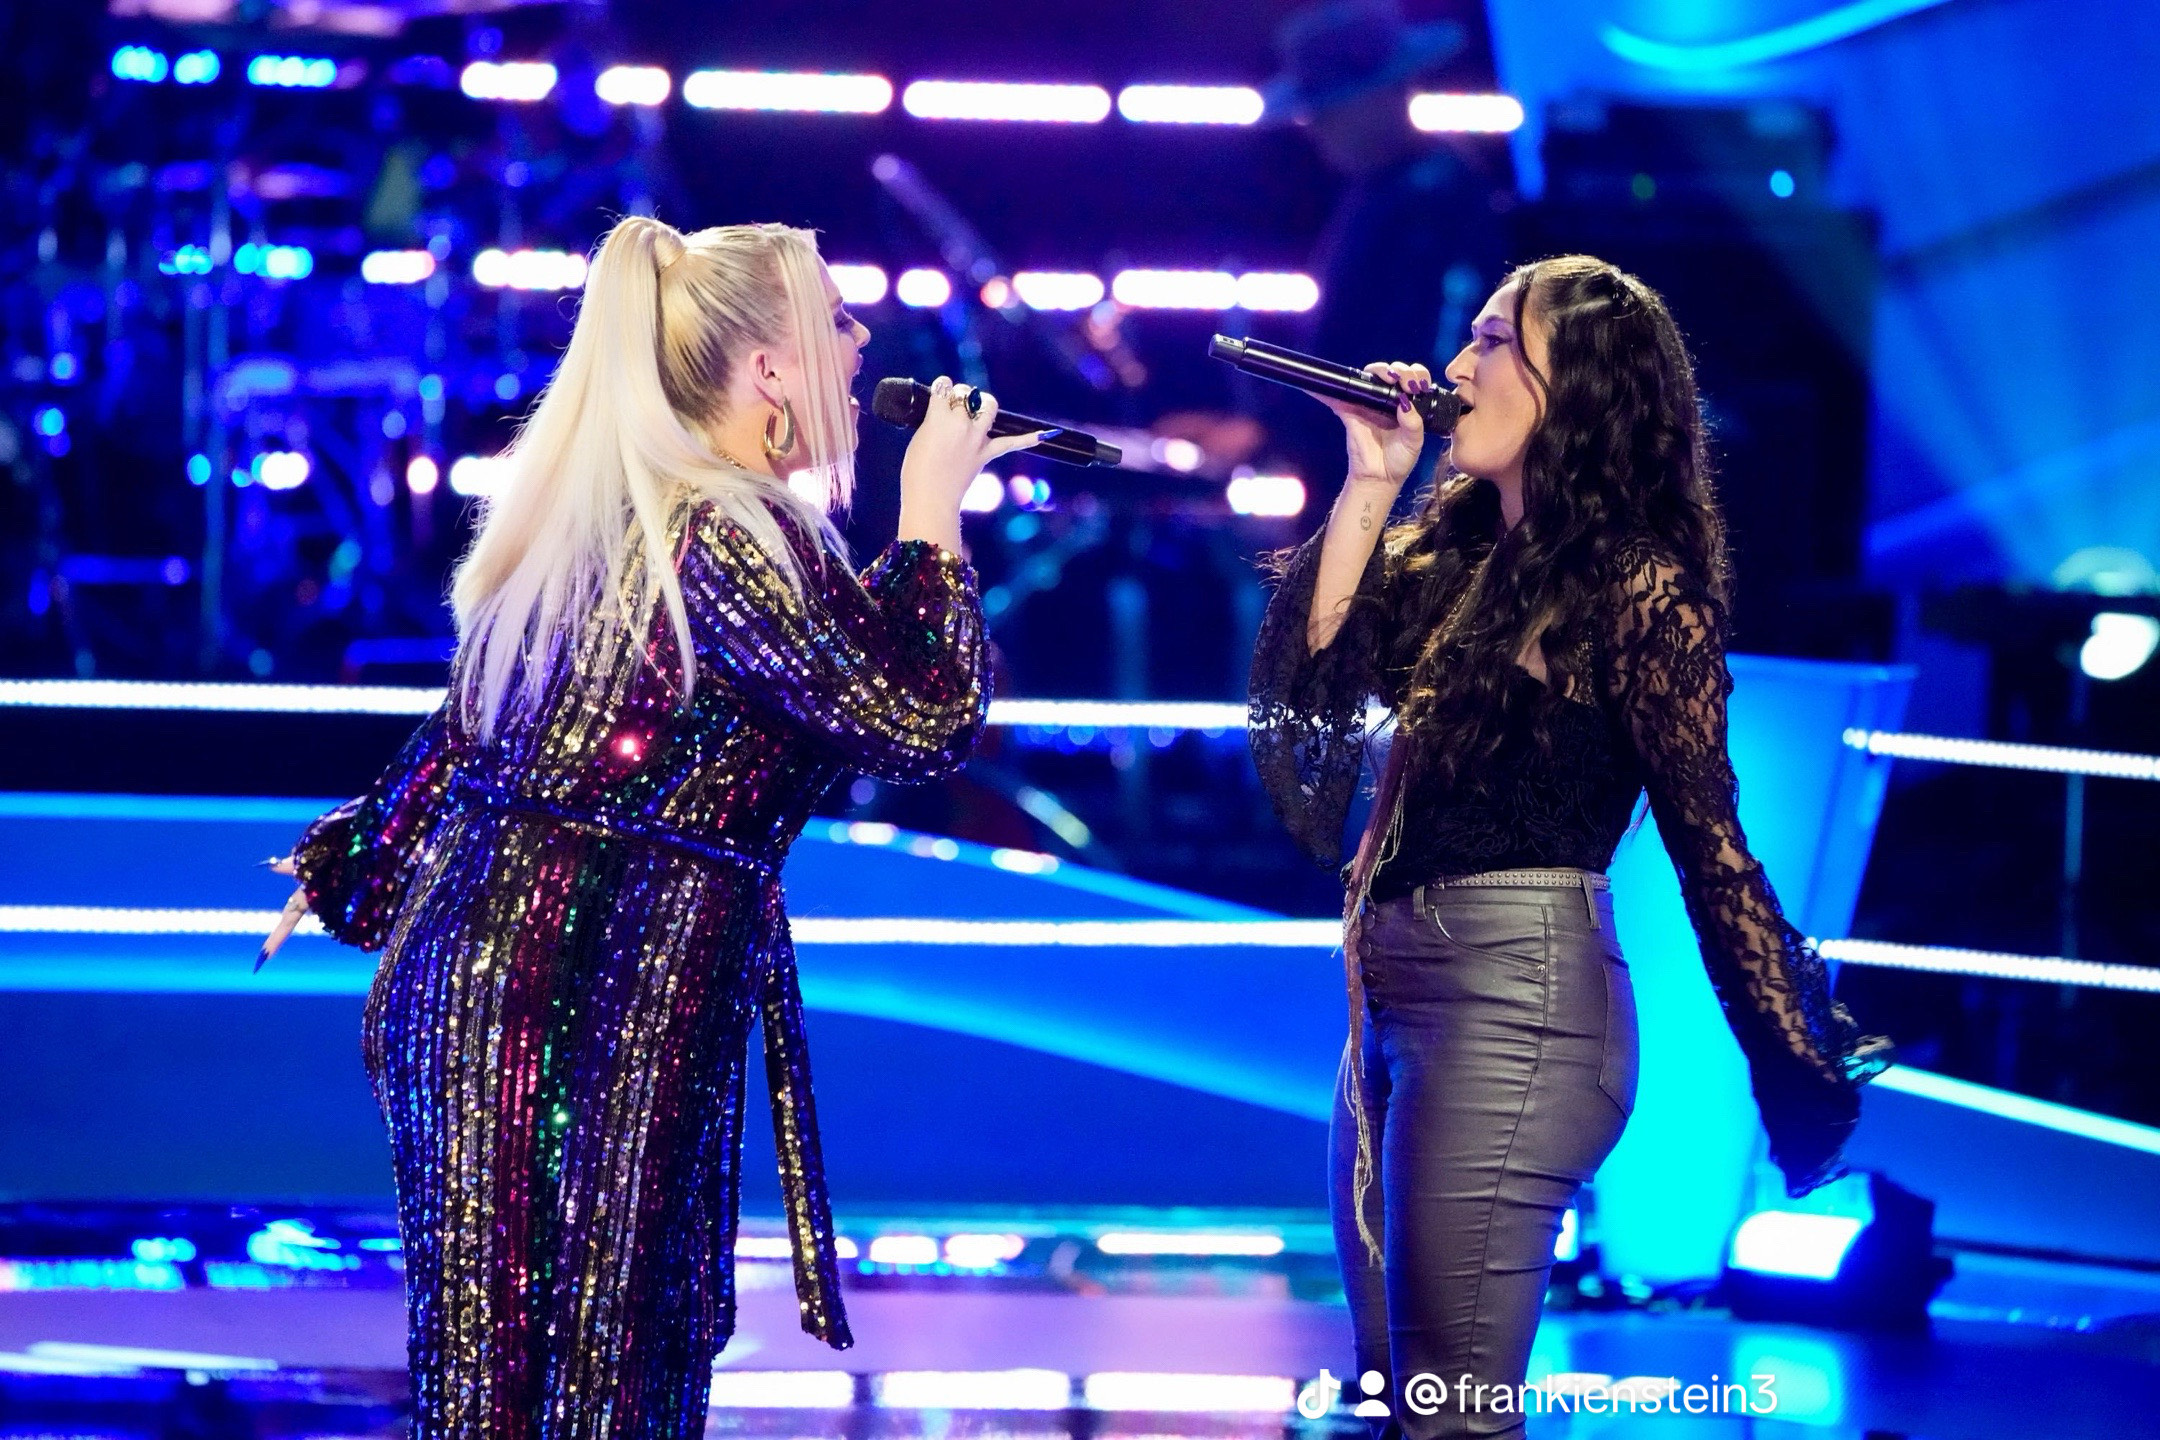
[1295, 1370, 1342, 1419]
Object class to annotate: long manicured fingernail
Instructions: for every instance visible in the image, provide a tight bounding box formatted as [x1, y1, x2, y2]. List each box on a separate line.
[1037, 428, 1064, 439]
[254, 946, 271, 973]
[258, 857, 281, 868]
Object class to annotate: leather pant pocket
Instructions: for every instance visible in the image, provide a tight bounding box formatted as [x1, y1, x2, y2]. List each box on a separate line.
[1597, 953, 1639, 1120]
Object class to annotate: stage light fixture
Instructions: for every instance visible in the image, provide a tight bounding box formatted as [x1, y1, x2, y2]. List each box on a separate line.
[247, 55, 336, 89]
[173, 51, 219, 85]
[894, 268, 952, 308]
[1011, 271, 1105, 310]
[252, 452, 311, 490]
[595, 64, 670, 106]
[460, 61, 557, 102]
[361, 250, 435, 284]
[901, 81, 1112, 124]
[960, 472, 1004, 513]
[1407, 92, 1526, 134]
[1116, 84, 1264, 125]
[682, 70, 891, 113]
[2079, 612, 2160, 681]
[1226, 472, 1305, 517]
[826, 264, 888, 305]
[448, 456, 511, 497]
[1234, 271, 1320, 312]
[1720, 1171, 1950, 1330]
[111, 47, 170, 84]
[1112, 269, 1238, 310]
[472, 248, 587, 291]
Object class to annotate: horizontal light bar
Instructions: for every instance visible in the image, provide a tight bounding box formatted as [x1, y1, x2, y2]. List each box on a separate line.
[1234, 272, 1320, 312]
[707, 1370, 857, 1408]
[896, 268, 953, 308]
[827, 263, 889, 305]
[1116, 85, 1264, 125]
[683, 70, 892, 114]
[1820, 938, 2160, 994]
[460, 61, 558, 102]
[1112, 269, 1237, 309]
[1082, 1373, 1296, 1414]
[361, 249, 436, 285]
[112, 46, 171, 84]
[902, 81, 1111, 123]
[28, 1340, 275, 1372]
[1010, 271, 1105, 311]
[1843, 728, 2160, 781]
[473, 248, 588, 291]
[1095, 1231, 1284, 1256]
[0, 907, 1340, 948]
[596, 64, 671, 106]
[247, 55, 336, 89]
[992, 699, 1247, 729]
[448, 455, 511, 498]
[1727, 1211, 1864, 1281]
[1226, 473, 1305, 517]
[875, 1370, 1071, 1410]
[1407, 92, 1526, 134]
[1872, 1064, 2160, 1156]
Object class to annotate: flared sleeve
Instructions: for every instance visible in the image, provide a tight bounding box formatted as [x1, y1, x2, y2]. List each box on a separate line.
[1606, 543, 1896, 1198]
[1248, 526, 1397, 868]
[681, 502, 990, 783]
[292, 704, 462, 950]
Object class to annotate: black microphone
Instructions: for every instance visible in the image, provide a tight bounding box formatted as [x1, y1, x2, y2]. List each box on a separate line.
[869, 378, 1123, 468]
[1208, 335, 1466, 432]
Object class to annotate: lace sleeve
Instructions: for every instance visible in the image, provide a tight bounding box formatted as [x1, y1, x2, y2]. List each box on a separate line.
[1608, 546, 1896, 1198]
[1248, 527, 1395, 869]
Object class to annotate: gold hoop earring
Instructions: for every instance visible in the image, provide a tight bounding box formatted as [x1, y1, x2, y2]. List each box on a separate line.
[762, 400, 799, 462]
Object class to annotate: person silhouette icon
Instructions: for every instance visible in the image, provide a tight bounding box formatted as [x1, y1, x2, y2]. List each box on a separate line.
[1353, 1369, 1391, 1418]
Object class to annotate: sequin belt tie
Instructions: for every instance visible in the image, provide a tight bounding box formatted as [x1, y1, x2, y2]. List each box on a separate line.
[445, 772, 780, 880]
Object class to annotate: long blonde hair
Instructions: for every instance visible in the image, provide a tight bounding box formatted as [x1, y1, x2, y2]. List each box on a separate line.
[451, 217, 856, 741]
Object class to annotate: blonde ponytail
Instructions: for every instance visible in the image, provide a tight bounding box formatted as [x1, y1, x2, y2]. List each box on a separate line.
[450, 216, 853, 742]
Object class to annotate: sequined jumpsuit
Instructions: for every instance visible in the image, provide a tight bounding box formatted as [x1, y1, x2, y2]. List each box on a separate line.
[293, 498, 987, 1439]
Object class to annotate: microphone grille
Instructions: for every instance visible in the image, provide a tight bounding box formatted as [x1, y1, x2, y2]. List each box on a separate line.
[870, 377, 925, 428]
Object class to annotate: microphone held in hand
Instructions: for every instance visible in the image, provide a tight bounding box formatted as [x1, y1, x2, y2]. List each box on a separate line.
[1208, 335, 1466, 432]
[869, 378, 1123, 468]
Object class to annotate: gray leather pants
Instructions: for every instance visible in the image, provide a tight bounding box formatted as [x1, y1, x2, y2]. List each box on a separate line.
[1333, 873, 1638, 1439]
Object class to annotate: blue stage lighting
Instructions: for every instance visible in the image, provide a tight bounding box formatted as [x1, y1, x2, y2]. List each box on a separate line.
[158, 246, 213, 276]
[1721, 1171, 1950, 1330]
[111, 46, 170, 84]
[186, 454, 212, 485]
[32, 407, 64, 438]
[233, 243, 314, 279]
[173, 51, 220, 85]
[49, 354, 78, 383]
[2081, 613, 2160, 681]
[1769, 168, 1797, 198]
[247, 55, 336, 89]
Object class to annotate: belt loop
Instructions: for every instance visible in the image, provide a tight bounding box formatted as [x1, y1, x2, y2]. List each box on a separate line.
[1581, 872, 1599, 930]
[1412, 883, 1427, 922]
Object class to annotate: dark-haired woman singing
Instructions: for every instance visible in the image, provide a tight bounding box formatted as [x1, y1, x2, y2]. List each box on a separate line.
[1250, 255, 1894, 1438]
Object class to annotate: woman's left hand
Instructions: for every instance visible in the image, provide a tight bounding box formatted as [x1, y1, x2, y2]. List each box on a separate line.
[257, 855, 308, 971]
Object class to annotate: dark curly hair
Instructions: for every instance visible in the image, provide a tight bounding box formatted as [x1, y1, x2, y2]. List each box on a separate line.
[1378, 254, 1729, 792]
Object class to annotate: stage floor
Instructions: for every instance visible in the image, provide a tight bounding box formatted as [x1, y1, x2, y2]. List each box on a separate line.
[2, 1225, 2154, 1440]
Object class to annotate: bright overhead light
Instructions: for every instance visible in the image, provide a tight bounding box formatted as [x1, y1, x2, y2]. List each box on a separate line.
[460, 61, 558, 102]
[595, 65, 670, 106]
[2080, 612, 2160, 681]
[1116, 84, 1264, 125]
[1234, 272, 1319, 312]
[826, 264, 889, 305]
[1010, 271, 1106, 310]
[682, 70, 891, 113]
[472, 248, 587, 291]
[902, 81, 1112, 123]
[895, 268, 952, 308]
[1112, 269, 1238, 309]
[1407, 92, 1526, 133]
[361, 250, 435, 284]
[1226, 472, 1306, 517]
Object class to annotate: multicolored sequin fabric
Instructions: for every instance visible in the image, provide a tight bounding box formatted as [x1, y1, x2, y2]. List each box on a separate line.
[294, 499, 987, 1439]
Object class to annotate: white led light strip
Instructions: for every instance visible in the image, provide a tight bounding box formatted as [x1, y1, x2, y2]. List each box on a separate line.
[3, 907, 2152, 992]
[1842, 728, 2160, 782]
[1818, 939, 2160, 994]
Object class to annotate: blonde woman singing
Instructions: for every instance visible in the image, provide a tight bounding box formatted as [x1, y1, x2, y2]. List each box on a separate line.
[260, 216, 1039, 1438]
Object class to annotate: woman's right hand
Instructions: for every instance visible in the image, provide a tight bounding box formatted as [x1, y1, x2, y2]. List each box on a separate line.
[1321, 361, 1432, 490]
[897, 377, 1045, 549]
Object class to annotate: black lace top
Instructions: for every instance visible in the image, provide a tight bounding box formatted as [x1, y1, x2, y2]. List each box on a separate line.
[1249, 524, 1895, 1198]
